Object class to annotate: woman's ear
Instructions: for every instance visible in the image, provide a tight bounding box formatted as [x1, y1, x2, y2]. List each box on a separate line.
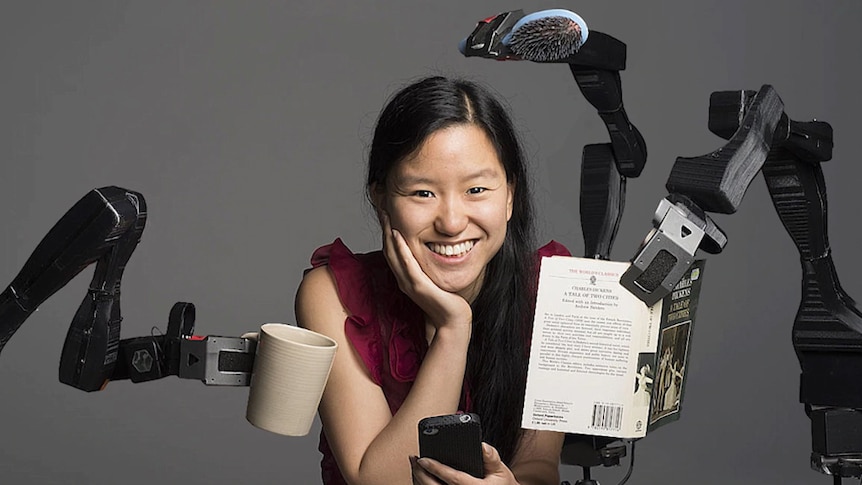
[368, 183, 386, 222]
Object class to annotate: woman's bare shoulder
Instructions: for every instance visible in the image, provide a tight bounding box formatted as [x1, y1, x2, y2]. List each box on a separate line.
[295, 265, 347, 336]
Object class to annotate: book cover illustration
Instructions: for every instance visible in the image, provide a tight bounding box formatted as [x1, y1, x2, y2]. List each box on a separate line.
[648, 260, 705, 431]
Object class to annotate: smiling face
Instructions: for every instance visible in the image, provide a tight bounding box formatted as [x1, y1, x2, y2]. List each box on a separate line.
[375, 123, 514, 302]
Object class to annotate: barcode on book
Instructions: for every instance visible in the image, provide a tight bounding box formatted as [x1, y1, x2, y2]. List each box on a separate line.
[591, 403, 623, 431]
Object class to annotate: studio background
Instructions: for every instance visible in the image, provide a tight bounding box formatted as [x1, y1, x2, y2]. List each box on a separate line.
[2, 2, 860, 484]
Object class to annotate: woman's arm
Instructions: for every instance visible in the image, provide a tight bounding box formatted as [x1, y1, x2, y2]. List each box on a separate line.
[296, 265, 472, 485]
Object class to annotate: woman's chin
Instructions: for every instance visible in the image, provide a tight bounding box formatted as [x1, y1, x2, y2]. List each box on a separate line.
[427, 273, 483, 300]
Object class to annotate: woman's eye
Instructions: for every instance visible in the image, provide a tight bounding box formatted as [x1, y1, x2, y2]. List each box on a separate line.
[413, 190, 434, 198]
[467, 187, 487, 195]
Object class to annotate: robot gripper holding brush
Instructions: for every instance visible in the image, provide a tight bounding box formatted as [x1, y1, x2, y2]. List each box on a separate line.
[459, 7, 862, 485]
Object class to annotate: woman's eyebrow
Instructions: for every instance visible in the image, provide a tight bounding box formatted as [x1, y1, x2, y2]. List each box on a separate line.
[394, 174, 436, 186]
[398, 168, 502, 184]
[464, 168, 504, 181]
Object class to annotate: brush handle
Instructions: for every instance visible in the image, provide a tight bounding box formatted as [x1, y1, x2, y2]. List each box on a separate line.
[545, 31, 626, 70]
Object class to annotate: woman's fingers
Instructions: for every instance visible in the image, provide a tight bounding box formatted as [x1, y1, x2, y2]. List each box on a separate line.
[381, 212, 411, 285]
[481, 442, 505, 476]
[381, 211, 435, 296]
[391, 229, 430, 290]
[411, 456, 447, 484]
[380, 212, 415, 285]
[410, 445, 517, 484]
[414, 456, 473, 484]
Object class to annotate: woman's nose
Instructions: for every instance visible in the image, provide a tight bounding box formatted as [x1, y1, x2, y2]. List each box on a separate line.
[434, 198, 468, 236]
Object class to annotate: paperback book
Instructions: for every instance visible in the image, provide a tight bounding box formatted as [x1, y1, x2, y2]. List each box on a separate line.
[522, 255, 705, 438]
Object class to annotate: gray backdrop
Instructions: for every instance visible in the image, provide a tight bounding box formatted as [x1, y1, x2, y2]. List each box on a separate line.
[2, 1, 860, 484]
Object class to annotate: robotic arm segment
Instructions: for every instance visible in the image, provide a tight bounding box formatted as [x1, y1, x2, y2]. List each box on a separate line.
[763, 147, 862, 479]
[1, 188, 140, 352]
[569, 67, 646, 178]
[0, 187, 146, 392]
[59, 188, 147, 391]
[709, 90, 834, 164]
[762, 154, 862, 394]
[580, 144, 626, 259]
[666, 84, 785, 214]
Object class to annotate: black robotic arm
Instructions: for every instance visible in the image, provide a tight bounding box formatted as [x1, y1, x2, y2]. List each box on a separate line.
[0, 187, 256, 392]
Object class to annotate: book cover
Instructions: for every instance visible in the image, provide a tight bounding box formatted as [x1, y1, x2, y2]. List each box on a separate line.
[521, 256, 705, 439]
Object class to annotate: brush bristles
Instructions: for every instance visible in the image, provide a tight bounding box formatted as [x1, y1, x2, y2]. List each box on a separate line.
[507, 16, 583, 62]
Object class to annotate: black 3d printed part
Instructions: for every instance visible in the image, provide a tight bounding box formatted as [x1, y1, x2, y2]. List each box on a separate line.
[570, 67, 646, 178]
[667, 84, 785, 214]
[762, 155, 862, 408]
[1, 189, 137, 353]
[709, 90, 833, 164]
[580, 144, 625, 259]
[0, 187, 146, 389]
[58, 188, 147, 391]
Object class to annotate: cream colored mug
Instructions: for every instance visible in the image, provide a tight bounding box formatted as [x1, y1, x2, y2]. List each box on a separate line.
[245, 323, 338, 436]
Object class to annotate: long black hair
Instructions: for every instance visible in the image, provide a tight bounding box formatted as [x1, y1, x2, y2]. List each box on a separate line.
[367, 76, 537, 463]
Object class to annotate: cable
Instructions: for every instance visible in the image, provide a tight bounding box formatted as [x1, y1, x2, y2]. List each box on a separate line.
[615, 440, 635, 485]
[150, 325, 165, 372]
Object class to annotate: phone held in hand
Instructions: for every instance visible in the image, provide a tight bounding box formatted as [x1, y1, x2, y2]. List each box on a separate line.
[418, 413, 484, 478]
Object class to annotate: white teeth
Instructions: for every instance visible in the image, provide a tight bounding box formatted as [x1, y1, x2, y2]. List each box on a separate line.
[429, 240, 474, 257]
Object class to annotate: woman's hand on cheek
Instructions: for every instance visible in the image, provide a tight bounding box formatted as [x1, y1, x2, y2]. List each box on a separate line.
[381, 212, 473, 330]
[410, 443, 518, 484]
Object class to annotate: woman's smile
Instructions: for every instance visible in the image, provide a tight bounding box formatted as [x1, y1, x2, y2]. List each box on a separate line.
[426, 240, 476, 258]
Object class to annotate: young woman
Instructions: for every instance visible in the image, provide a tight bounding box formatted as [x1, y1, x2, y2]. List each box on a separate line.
[295, 76, 570, 485]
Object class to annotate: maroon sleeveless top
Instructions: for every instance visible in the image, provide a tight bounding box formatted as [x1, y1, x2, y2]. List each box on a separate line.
[307, 238, 570, 484]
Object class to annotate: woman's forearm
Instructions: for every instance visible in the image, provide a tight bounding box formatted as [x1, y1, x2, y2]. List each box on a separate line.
[352, 324, 471, 485]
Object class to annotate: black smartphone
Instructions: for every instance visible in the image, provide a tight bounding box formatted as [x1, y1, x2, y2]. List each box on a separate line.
[417, 413, 484, 478]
